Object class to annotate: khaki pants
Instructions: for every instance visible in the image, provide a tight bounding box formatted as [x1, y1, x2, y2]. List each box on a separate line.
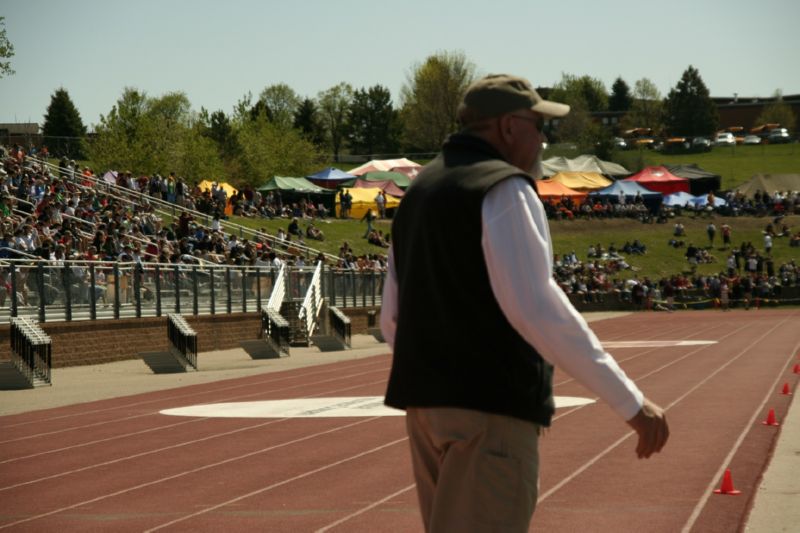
[406, 407, 540, 533]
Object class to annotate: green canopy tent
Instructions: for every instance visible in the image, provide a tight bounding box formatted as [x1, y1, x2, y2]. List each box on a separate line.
[257, 176, 328, 193]
[359, 171, 412, 189]
[257, 176, 335, 214]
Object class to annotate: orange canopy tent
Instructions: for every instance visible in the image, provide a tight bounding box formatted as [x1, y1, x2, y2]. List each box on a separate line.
[536, 179, 587, 203]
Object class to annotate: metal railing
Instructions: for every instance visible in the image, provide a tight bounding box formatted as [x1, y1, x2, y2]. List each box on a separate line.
[0, 259, 383, 323]
[9, 316, 52, 386]
[167, 314, 197, 370]
[298, 261, 324, 338]
[266, 263, 286, 312]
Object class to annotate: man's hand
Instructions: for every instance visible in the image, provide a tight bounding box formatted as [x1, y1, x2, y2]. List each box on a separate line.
[626, 397, 669, 459]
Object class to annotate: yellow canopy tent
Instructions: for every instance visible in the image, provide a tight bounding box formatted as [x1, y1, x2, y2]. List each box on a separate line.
[198, 180, 239, 215]
[198, 180, 238, 197]
[336, 187, 400, 219]
[549, 171, 612, 191]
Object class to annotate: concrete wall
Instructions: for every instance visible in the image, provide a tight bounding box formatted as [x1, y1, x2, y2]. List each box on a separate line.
[0, 307, 380, 368]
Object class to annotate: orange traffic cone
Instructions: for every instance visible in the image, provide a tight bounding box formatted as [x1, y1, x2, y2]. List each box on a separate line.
[713, 469, 741, 495]
[781, 383, 792, 395]
[794, 364, 800, 374]
[762, 408, 779, 426]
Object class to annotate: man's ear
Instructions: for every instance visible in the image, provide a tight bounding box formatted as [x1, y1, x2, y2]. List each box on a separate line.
[498, 114, 514, 143]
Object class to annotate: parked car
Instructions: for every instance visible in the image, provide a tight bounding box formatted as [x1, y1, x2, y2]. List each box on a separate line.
[663, 137, 689, 153]
[714, 132, 736, 146]
[743, 134, 762, 145]
[613, 137, 628, 150]
[692, 137, 712, 151]
[767, 128, 791, 144]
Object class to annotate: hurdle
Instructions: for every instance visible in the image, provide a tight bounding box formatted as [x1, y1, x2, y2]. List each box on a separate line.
[261, 308, 290, 358]
[9, 316, 52, 387]
[167, 314, 198, 370]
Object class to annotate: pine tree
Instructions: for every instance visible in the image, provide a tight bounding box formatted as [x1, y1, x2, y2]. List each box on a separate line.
[609, 77, 633, 112]
[664, 66, 718, 137]
[42, 87, 87, 159]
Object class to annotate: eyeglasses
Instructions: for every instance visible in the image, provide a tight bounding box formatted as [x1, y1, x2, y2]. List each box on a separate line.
[510, 114, 545, 132]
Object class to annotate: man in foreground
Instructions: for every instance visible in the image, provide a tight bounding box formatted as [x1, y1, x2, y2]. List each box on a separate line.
[380, 74, 669, 532]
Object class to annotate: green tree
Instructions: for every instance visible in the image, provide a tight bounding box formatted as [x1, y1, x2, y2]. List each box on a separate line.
[0, 16, 14, 78]
[258, 83, 301, 129]
[609, 77, 633, 112]
[86, 88, 224, 181]
[549, 73, 609, 112]
[664, 66, 718, 136]
[347, 84, 400, 156]
[553, 99, 600, 148]
[42, 87, 87, 159]
[400, 51, 476, 151]
[622, 78, 664, 134]
[317, 82, 353, 162]
[237, 113, 321, 186]
[177, 123, 226, 185]
[233, 91, 254, 122]
[293, 98, 326, 146]
[756, 90, 797, 131]
[198, 108, 240, 158]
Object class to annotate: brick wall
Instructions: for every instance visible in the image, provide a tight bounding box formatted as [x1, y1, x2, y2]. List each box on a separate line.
[0, 308, 378, 368]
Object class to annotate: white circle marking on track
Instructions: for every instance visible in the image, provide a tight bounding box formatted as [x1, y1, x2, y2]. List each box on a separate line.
[160, 396, 596, 418]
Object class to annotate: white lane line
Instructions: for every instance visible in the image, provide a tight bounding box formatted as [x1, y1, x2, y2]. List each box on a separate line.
[603, 340, 717, 348]
[315, 483, 417, 533]
[538, 313, 793, 505]
[681, 332, 800, 533]
[0, 378, 388, 492]
[143, 436, 408, 532]
[554, 322, 727, 387]
[552, 321, 748, 413]
[0, 417, 385, 530]
[0, 417, 202, 465]
[0, 363, 391, 444]
[0, 357, 391, 429]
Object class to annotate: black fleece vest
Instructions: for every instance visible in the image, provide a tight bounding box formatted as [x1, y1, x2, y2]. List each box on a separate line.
[385, 134, 555, 426]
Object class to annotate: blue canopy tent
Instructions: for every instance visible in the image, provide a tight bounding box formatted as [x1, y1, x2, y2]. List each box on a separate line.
[662, 191, 696, 207]
[691, 195, 727, 208]
[589, 180, 662, 210]
[664, 192, 727, 208]
[306, 167, 356, 190]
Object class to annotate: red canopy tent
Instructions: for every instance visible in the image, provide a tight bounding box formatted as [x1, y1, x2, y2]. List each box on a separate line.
[623, 166, 690, 195]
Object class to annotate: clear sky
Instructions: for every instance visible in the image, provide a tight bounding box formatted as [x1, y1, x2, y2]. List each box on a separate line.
[1, 0, 798, 130]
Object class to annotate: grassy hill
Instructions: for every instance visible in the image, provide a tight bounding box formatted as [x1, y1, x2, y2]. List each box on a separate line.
[230, 211, 799, 281]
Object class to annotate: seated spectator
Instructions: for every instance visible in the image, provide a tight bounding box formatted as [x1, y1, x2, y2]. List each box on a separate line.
[306, 223, 325, 241]
[287, 217, 301, 237]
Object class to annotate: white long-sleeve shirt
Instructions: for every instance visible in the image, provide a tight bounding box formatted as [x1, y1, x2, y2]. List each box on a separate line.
[380, 176, 643, 421]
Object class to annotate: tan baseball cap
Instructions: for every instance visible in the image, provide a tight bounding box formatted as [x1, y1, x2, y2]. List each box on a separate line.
[460, 74, 570, 120]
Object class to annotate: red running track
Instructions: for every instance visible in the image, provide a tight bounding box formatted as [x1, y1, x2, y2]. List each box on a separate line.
[0, 310, 798, 532]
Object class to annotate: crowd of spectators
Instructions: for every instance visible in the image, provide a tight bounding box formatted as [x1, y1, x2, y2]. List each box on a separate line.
[551, 229, 800, 310]
[0, 147, 384, 280]
[3, 144, 800, 310]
